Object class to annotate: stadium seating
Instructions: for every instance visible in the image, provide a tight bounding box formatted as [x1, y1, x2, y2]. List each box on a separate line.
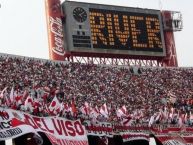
[0, 54, 193, 126]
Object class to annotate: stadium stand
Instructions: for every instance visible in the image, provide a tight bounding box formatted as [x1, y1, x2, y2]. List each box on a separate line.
[0, 54, 193, 127]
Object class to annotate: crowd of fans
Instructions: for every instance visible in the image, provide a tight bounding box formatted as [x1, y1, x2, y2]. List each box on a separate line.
[0, 55, 193, 127]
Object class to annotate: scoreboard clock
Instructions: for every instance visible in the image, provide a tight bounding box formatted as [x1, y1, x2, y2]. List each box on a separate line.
[73, 7, 87, 22]
[62, 1, 166, 57]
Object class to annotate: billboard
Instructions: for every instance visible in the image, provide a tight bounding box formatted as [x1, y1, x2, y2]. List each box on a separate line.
[45, 0, 65, 60]
[62, 1, 166, 57]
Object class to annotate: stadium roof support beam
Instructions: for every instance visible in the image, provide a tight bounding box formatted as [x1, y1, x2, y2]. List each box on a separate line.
[65, 55, 164, 67]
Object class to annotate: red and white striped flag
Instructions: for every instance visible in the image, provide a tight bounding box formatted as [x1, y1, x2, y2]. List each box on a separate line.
[149, 114, 156, 127]
[100, 103, 109, 118]
[90, 105, 99, 118]
[116, 105, 128, 117]
[80, 102, 91, 115]
[122, 115, 133, 126]
[169, 107, 175, 120]
[89, 105, 99, 124]
[0, 87, 7, 99]
[0, 87, 9, 106]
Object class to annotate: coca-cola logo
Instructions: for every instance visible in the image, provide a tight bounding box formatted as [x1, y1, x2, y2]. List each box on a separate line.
[50, 17, 65, 56]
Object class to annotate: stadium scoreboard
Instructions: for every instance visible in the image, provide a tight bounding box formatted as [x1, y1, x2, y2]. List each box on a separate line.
[62, 1, 166, 57]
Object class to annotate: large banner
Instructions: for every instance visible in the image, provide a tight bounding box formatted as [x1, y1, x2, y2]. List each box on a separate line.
[2, 107, 193, 145]
[0, 107, 88, 145]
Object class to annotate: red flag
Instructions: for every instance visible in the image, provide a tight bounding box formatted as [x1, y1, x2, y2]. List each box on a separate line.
[71, 99, 77, 117]
[15, 95, 23, 106]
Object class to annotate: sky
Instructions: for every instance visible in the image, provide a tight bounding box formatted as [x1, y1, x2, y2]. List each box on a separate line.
[0, 0, 192, 67]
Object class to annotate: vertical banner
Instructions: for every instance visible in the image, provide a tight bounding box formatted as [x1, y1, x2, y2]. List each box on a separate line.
[45, 0, 65, 61]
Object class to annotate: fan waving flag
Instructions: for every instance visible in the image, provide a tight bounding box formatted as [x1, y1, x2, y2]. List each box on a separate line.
[70, 98, 77, 117]
[80, 102, 91, 115]
[117, 105, 128, 117]
[49, 96, 61, 115]
[100, 103, 109, 118]
[9, 87, 15, 103]
[24, 95, 34, 112]
[0, 87, 7, 99]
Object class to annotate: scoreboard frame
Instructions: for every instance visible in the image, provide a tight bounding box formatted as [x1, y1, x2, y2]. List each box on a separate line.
[62, 1, 166, 58]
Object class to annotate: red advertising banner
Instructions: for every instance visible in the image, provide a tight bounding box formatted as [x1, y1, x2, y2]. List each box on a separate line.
[0, 107, 88, 145]
[45, 0, 65, 61]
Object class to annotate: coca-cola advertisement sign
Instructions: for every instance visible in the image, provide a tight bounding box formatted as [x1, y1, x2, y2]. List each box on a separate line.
[45, 0, 65, 61]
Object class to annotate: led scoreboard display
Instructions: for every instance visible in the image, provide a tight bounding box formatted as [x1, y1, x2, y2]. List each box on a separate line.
[63, 1, 166, 57]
